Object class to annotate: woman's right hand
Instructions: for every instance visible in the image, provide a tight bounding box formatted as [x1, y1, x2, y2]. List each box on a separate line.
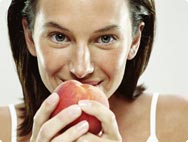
[30, 93, 90, 142]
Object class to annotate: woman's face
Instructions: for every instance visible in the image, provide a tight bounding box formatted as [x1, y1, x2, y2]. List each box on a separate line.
[24, 0, 141, 98]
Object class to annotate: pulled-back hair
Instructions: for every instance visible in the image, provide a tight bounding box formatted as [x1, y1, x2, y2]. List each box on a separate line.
[117, 0, 156, 99]
[7, 0, 156, 137]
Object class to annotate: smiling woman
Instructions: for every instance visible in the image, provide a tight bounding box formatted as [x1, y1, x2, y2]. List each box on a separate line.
[0, 0, 188, 142]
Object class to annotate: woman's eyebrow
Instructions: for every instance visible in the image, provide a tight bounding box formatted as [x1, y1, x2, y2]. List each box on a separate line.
[43, 22, 120, 33]
[43, 22, 70, 32]
[94, 25, 120, 33]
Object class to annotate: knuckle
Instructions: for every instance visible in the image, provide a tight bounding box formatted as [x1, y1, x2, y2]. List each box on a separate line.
[33, 113, 38, 122]
[38, 124, 50, 140]
[116, 135, 123, 142]
[43, 99, 53, 111]
[39, 123, 49, 139]
[119, 137, 123, 142]
[29, 136, 34, 142]
[75, 137, 84, 142]
[33, 113, 42, 126]
[108, 111, 116, 122]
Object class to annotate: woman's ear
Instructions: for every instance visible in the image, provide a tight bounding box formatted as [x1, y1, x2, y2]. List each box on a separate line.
[22, 18, 36, 56]
[127, 22, 145, 60]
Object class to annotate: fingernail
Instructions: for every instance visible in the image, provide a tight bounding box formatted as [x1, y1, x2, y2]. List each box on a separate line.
[78, 100, 92, 108]
[76, 120, 89, 132]
[46, 93, 59, 104]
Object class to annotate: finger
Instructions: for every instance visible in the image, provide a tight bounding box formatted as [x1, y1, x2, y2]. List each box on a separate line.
[76, 133, 122, 142]
[51, 120, 89, 142]
[76, 132, 101, 142]
[37, 105, 82, 141]
[78, 100, 121, 140]
[31, 93, 59, 141]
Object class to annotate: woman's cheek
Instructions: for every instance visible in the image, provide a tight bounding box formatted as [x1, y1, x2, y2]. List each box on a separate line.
[41, 53, 62, 75]
[102, 48, 128, 93]
[110, 46, 128, 72]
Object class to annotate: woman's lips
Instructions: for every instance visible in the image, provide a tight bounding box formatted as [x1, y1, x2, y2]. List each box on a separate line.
[60, 79, 103, 87]
[80, 80, 102, 86]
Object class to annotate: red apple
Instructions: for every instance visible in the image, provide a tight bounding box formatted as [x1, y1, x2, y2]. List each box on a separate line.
[51, 80, 109, 135]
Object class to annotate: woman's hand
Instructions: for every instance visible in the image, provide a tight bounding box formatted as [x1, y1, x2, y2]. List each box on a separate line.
[30, 93, 122, 142]
[75, 100, 122, 142]
[30, 93, 89, 142]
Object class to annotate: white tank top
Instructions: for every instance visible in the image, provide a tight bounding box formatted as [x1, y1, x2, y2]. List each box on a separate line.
[146, 93, 159, 142]
[8, 93, 159, 142]
[8, 104, 17, 142]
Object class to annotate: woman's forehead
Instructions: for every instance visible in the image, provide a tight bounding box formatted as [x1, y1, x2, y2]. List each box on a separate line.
[35, 0, 131, 31]
[36, 0, 129, 17]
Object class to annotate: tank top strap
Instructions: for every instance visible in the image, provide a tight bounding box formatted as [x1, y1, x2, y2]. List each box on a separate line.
[8, 104, 17, 142]
[146, 93, 159, 142]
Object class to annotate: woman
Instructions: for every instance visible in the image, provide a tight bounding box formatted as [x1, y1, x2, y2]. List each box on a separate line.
[0, 0, 188, 141]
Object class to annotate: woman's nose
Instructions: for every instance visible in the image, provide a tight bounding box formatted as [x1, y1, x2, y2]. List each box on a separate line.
[69, 44, 94, 78]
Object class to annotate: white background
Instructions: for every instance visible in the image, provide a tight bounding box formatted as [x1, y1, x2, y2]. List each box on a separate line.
[0, 0, 188, 105]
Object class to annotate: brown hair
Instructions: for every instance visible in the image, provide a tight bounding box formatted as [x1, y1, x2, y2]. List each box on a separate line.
[117, 0, 156, 99]
[7, 0, 156, 137]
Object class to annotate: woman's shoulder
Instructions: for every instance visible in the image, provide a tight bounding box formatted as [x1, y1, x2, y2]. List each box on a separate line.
[0, 103, 24, 141]
[158, 93, 188, 109]
[157, 94, 188, 121]
[0, 105, 11, 141]
[157, 94, 188, 141]
[141, 93, 188, 123]
[143, 93, 188, 141]
[156, 94, 188, 119]
[0, 105, 11, 127]
[139, 92, 188, 111]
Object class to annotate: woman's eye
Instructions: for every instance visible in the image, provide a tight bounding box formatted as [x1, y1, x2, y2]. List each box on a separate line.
[97, 35, 116, 44]
[50, 33, 69, 43]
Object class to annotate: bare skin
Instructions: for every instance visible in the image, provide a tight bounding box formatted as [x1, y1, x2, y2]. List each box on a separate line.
[1, 0, 188, 141]
[1, 93, 188, 142]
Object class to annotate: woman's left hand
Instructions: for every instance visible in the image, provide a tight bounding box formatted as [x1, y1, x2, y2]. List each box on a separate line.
[75, 100, 122, 142]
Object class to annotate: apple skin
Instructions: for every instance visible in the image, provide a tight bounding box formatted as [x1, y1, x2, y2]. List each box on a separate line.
[51, 80, 109, 135]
